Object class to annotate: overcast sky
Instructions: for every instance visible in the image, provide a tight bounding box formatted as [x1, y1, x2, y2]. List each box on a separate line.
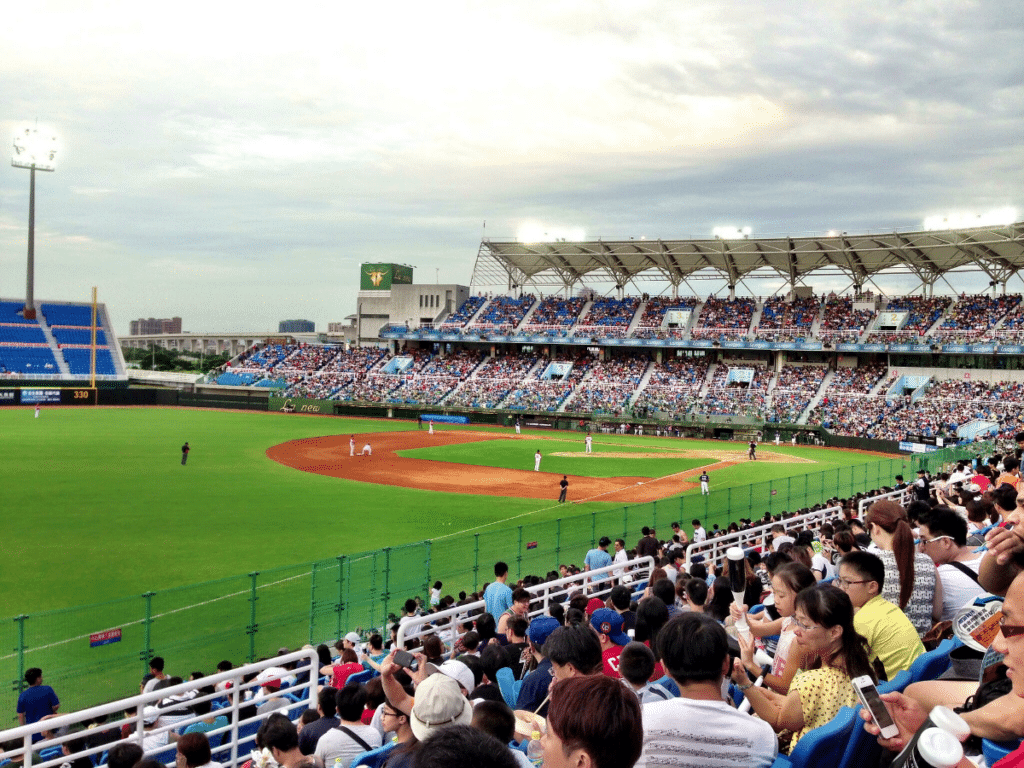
[1, 0, 1021, 334]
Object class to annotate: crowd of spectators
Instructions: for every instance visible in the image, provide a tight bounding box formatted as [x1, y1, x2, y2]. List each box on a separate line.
[634, 296, 698, 331]
[937, 293, 1022, 334]
[765, 365, 828, 423]
[755, 296, 820, 340]
[441, 296, 487, 328]
[578, 297, 641, 328]
[526, 296, 587, 328]
[882, 295, 952, 334]
[471, 294, 537, 330]
[689, 297, 756, 340]
[827, 364, 887, 394]
[818, 296, 876, 344]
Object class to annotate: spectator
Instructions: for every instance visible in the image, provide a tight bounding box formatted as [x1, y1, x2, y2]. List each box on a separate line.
[485, 562, 514, 622]
[411, 725, 517, 768]
[313, 685, 381, 766]
[175, 732, 220, 768]
[297, 686, 338, 755]
[322, 650, 363, 690]
[107, 744, 143, 768]
[16, 668, 59, 737]
[544, 624, 603, 681]
[865, 500, 942, 636]
[541, 675, 643, 768]
[918, 506, 988, 620]
[590, 608, 630, 678]
[515, 616, 561, 715]
[640, 613, 776, 768]
[836, 551, 925, 681]
[497, 588, 531, 635]
[618, 642, 673, 705]
[736, 585, 873, 755]
[469, 700, 534, 768]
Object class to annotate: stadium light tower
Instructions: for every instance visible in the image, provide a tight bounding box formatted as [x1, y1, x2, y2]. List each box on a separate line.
[11, 125, 59, 320]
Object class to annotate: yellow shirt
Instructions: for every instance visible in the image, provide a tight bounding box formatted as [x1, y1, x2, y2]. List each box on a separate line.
[788, 666, 857, 753]
[855, 595, 925, 682]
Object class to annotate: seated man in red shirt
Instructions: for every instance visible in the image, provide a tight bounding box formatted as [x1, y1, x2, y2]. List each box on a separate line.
[590, 608, 630, 678]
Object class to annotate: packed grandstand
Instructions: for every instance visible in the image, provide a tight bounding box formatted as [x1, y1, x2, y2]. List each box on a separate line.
[208, 291, 1024, 444]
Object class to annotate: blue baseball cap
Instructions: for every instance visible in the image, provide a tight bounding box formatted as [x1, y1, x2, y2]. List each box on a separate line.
[590, 608, 629, 645]
[527, 616, 560, 647]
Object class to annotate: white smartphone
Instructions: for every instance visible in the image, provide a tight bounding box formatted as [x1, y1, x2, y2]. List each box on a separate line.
[852, 675, 899, 739]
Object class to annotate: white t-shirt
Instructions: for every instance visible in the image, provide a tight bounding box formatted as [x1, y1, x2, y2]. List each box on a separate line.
[613, 549, 628, 578]
[811, 553, 834, 580]
[314, 725, 382, 767]
[692, 527, 707, 544]
[637, 697, 777, 768]
[937, 556, 987, 621]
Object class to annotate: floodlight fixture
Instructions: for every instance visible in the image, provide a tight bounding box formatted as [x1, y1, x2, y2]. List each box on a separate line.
[11, 124, 60, 320]
[923, 207, 1017, 231]
[711, 226, 752, 239]
[12, 125, 59, 171]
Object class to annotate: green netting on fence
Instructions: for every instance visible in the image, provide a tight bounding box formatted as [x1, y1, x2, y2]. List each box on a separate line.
[1, 442, 983, 721]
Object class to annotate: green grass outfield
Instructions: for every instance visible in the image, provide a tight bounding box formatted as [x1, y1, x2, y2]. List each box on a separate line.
[1, 406, 891, 616]
[0, 406, 903, 714]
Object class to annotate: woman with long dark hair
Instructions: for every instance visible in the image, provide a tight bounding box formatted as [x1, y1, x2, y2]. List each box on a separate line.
[734, 585, 874, 754]
[864, 500, 941, 636]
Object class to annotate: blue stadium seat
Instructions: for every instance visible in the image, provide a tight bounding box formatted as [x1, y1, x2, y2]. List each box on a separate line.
[770, 757, 793, 768]
[878, 669, 911, 694]
[654, 676, 679, 697]
[352, 741, 397, 768]
[347, 668, 375, 686]
[906, 638, 954, 684]
[787, 706, 857, 768]
[496, 667, 518, 708]
[838, 705, 883, 768]
[982, 738, 1021, 766]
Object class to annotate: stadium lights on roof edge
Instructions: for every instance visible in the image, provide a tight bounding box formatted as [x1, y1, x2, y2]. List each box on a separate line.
[712, 226, 751, 239]
[923, 207, 1017, 231]
[11, 125, 60, 171]
[516, 224, 587, 244]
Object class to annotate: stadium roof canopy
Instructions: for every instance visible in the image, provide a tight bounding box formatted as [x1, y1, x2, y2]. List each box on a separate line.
[470, 221, 1024, 296]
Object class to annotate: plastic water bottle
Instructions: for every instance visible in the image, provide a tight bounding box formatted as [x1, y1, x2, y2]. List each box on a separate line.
[526, 730, 544, 767]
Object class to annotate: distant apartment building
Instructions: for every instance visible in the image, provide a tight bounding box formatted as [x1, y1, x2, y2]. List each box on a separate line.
[279, 319, 315, 333]
[130, 317, 182, 335]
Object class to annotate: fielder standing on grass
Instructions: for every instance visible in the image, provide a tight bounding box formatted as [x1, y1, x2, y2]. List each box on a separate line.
[699, 471, 710, 495]
[181, 441, 190, 465]
[534, 449, 542, 471]
[585, 434, 592, 454]
[559, 475, 568, 503]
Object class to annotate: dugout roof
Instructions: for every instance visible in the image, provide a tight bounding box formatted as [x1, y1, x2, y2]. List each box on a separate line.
[470, 221, 1024, 293]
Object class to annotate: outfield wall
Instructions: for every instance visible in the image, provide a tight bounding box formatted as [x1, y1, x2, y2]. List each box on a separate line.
[0, 434, 983, 718]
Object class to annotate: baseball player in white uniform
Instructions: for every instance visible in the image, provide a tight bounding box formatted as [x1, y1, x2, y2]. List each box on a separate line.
[428, 420, 434, 435]
[361, 443, 372, 456]
[534, 450, 542, 471]
[585, 434, 592, 454]
[350, 436, 355, 457]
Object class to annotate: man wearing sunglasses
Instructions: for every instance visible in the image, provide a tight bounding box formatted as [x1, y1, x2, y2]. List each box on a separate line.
[918, 506, 988, 621]
[862, 571, 1024, 766]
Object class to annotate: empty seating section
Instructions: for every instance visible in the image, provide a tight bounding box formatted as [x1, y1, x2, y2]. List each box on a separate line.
[63, 349, 117, 375]
[0, 346, 60, 374]
[0, 302, 121, 377]
[53, 328, 108, 345]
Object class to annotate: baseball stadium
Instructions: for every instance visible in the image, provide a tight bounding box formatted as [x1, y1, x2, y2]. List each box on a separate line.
[3, 221, 1024, 766]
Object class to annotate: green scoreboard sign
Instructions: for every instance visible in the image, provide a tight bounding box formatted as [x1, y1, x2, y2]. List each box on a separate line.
[360, 263, 413, 291]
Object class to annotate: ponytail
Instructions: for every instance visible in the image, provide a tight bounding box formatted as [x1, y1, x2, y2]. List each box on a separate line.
[865, 500, 916, 609]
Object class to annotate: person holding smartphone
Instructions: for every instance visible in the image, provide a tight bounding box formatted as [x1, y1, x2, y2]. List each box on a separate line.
[861, 571, 1024, 767]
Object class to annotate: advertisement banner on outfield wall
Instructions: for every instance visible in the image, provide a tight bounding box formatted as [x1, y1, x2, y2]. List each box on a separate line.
[0, 389, 18, 405]
[270, 397, 332, 415]
[419, 413, 470, 424]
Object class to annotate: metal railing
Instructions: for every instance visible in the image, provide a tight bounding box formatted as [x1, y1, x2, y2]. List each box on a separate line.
[857, 487, 913, 517]
[684, 505, 844, 572]
[0, 650, 318, 768]
[396, 556, 655, 650]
